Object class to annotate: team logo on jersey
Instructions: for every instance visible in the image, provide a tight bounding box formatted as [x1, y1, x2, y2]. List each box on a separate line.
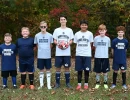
[116, 43, 125, 49]
[65, 63, 68, 67]
[2, 49, 14, 56]
[121, 66, 125, 70]
[97, 40, 106, 46]
[86, 67, 89, 71]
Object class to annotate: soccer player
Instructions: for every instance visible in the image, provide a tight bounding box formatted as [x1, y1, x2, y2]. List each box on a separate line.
[93, 24, 110, 89]
[16, 27, 35, 90]
[0, 33, 17, 89]
[110, 26, 129, 89]
[74, 20, 93, 90]
[34, 21, 53, 90]
[53, 15, 74, 89]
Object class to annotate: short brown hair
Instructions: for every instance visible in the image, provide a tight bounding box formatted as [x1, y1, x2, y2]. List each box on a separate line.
[116, 26, 126, 32]
[98, 24, 107, 30]
[21, 27, 30, 31]
[4, 33, 12, 37]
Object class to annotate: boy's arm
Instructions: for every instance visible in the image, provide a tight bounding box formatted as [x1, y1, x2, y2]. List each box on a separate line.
[111, 48, 114, 57]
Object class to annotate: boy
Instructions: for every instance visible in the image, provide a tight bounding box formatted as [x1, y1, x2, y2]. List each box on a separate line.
[93, 24, 110, 89]
[0, 33, 17, 89]
[74, 20, 93, 90]
[110, 26, 129, 89]
[34, 21, 53, 90]
[53, 15, 74, 89]
[16, 27, 35, 90]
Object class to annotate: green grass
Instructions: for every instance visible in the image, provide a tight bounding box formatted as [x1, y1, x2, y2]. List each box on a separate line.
[0, 58, 130, 100]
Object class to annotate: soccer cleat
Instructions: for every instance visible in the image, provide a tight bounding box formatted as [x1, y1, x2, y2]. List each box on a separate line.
[2, 85, 8, 89]
[84, 85, 88, 90]
[47, 86, 52, 90]
[38, 86, 43, 90]
[104, 84, 109, 89]
[95, 84, 100, 89]
[76, 85, 81, 90]
[122, 84, 128, 90]
[66, 83, 73, 89]
[53, 84, 60, 89]
[13, 85, 17, 89]
[29, 85, 35, 90]
[20, 85, 25, 89]
[110, 84, 116, 89]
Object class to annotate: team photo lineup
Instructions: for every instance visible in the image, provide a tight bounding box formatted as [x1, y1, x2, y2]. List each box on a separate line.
[0, 15, 129, 91]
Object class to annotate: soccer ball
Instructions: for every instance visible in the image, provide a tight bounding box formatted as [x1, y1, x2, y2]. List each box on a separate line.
[58, 40, 69, 50]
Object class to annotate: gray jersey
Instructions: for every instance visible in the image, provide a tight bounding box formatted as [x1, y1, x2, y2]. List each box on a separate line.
[53, 27, 74, 56]
[34, 32, 53, 59]
[74, 31, 93, 56]
[94, 35, 111, 58]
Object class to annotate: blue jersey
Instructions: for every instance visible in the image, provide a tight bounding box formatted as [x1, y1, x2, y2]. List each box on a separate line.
[112, 38, 129, 64]
[16, 37, 35, 59]
[0, 43, 17, 71]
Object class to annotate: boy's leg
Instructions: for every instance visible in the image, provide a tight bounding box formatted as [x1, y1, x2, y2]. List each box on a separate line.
[21, 73, 26, 85]
[1, 71, 9, 88]
[121, 70, 127, 89]
[46, 70, 51, 89]
[76, 71, 82, 90]
[95, 73, 100, 89]
[84, 70, 89, 89]
[10, 70, 17, 88]
[39, 71, 44, 88]
[110, 71, 117, 89]
[103, 73, 108, 89]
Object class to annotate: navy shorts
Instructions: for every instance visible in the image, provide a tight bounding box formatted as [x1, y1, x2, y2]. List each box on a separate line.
[37, 59, 52, 70]
[112, 63, 127, 71]
[75, 56, 91, 71]
[55, 56, 71, 68]
[93, 58, 110, 73]
[1, 70, 17, 77]
[19, 57, 34, 72]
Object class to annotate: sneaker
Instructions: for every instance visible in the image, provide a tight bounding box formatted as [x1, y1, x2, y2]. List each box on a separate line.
[76, 85, 81, 90]
[104, 84, 108, 89]
[20, 85, 25, 89]
[47, 86, 52, 90]
[66, 83, 72, 89]
[53, 84, 60, 89]
[95, 84, 100, 89]
[84, 85, 88, 90]
[122, 84, 128, 90]
[38, 86, 43, 90]
[29, 85, 35, 90]
[2, 85, 8, 89]
[13, 85, 17, 89]
[110, 84, 116, 89]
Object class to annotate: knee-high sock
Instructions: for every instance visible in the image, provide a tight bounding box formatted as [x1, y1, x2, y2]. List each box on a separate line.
[77, 71, 82, 85]
[29, 74, 34, 85]
[21, 74, 26, 85]
[55, 72, 61, 85]
[39, 72, 44, 87]
[46, 71, 51, 89]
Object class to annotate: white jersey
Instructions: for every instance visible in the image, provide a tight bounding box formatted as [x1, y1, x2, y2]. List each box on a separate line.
[34, 32, 53, 59]
[94, 35, 111, 58]
[53, 27, 74, 56]
[74, 31, 93, 56]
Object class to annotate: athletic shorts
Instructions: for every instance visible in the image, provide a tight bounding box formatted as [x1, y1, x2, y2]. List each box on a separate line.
[93, 58, 110, 73]
[55, 56, 71, 68]
[37, 59, 52, 70]
[19, 57, 34, 72]
[112, 63, 127, 71]
[75, 56, 91, 71]
[1, 70, 17, 77]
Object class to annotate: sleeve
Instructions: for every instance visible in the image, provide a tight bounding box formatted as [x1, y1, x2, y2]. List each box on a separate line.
[108, 38, 111, 47]
[111, 40, 115, 49]
[74, 34, 77, 43]
[53, 29, 57, 40]
[90, 33, 94, 43]
[93, 37, 96, 47]
[34, 35, 38, 44]
[50, 35, 53, 43]
[70, 29, 74, 40]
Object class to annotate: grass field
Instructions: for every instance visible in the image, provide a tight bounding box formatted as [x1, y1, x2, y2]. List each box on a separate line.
[0, 58, 130, 100]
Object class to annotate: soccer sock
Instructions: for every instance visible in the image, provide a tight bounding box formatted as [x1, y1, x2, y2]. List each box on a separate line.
[39, 72, 44, 87]
[113, 72, 117, 85]
[78, 71, 82, 85]
[96, 74, 100, 84]
[122, 72, 126, 85]
[3, 77, 7, 86]
[65, 72, 70, 85]
[46, 71, 51, 89]
[12, 76, 17, 86]
[84, 70, 89, 84]
[55, 72, 61, 85]
[104, 73, 108, 84]
[21, 74, 26, 85]
[29, 74, 34, 85]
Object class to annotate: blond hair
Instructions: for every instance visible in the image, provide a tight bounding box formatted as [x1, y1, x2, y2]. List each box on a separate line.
[98, 24, 107, 30]
[4, 33, 12, 37]
[21, 27, 30, 32]
[40, 21, 47, 25]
